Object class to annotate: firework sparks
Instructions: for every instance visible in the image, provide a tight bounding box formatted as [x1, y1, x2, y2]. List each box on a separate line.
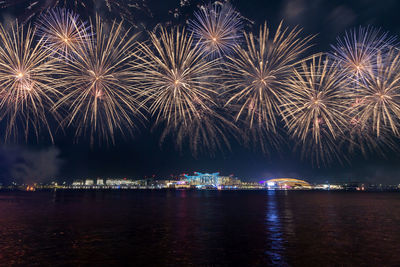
[330, 26, 399, 159]
[342, 117, 398, 158]
[281, 55, 350, 165]
[188, 1, 243, 58]
[159, 108, 239, 156]
[350, 49, 400, 138]
[137, 26, 219, 126]
[54, 16, 144, 144]
[329, 26, 396, 83]
[35, 8, 90, 58]
[136, 26, 225, 152]
[0, 0, 152, 26]
[223, 22, 314, 143]
[0, 22, 61, 141]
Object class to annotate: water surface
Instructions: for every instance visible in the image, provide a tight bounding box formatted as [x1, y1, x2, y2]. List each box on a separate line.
[0, 190, 399, 266]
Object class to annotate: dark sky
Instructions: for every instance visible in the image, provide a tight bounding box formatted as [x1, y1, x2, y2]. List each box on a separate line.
[1, 0, 400, 184]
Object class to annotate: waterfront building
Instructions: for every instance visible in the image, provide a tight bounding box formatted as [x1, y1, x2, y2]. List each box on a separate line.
[85, 179, 94, 186]
[185, 172, 220, 188]
[240, 182, 264, 189]
[314, 183, 344, 190]
[218, 176, 241, 187]
[105, 178, 137, 186]
[263, 178, 311, 189]
[174, 181, 191, 189]
[72, 180, 84, 186]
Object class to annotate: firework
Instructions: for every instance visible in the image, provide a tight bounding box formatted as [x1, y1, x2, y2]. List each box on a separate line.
[350, 49, 400, 138]
[35, 8, 90, 58]
[0, 0, 55, 22]
[159, 108, 239, 156]
[0, 0, 152, 26]
[329, 26, 399, 158]
[281, 55, 350, 165]
[136, 26, 225, 152]
[223, 22, 314, 135]
[342, 117, 398, 158]
[54, 16, 144, 144]
[329, 26, 396, 83]
[0, 22, 61, 141]
[188, 1, 243, 58]
[137, 26, 219, 126]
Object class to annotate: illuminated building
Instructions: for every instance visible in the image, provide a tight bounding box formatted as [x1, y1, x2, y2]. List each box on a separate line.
[85, 179, 94, 186]
[72, 180, 84, 186]
[218, 176, 241, 186]
[96, 178, 104, 185]
[314, 183, 343, 190]
[185, 172, 220, 188]
[262, 178, 311, 190]
[105, 179, 137, 186]
[174, 181, 191, 189]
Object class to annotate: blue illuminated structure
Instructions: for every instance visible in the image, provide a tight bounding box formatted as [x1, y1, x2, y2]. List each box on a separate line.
[184, 172, 220, 188]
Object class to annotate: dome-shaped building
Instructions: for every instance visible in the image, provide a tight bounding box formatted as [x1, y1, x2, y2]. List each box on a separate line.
[263, 178, 311, 189]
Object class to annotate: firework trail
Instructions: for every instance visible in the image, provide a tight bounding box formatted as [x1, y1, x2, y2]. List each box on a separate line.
[54, 16, 145, 144]
[343, 117, 398, 158]
[159, 108, 239, 156]
[0, 0, 152, 26]
[0, 22, 61, 141]
[35, 8, 90, 58]
[223, 22, 314, 152]
[281, 55, 350, 165]
[188, 1, 243, 58]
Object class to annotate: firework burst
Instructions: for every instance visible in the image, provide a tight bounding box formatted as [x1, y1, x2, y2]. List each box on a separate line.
[136, 26, 225, 152]
[223, 22, 314, 143]
[281, 55, 350, 165]
[35, 8, 90, 58]
[188, 1, 243, 58]
[54, 16, 144, 144]
[329, 26, 396, 83]
[137, 26, 219, 125]
[350, 49, 400, 138]
[0, 22, 61, 141]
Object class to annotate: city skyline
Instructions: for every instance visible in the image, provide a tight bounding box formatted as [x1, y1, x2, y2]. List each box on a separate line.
[0, 0, 400, 185]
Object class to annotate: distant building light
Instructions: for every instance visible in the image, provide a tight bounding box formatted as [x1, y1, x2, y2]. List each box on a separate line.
[85, 179, 94, 186]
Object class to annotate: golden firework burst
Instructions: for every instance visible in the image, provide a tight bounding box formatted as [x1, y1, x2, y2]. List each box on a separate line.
[224, 22, 314, 131]
[35, 8, 91, 58]
[0, 22, 61, 141]
[350, 49, 400, 137]
[281, 54, 350, 165]
[135, 26, 233, 153]
[54, 16, 145, 144]
[137, 26, 220, 126]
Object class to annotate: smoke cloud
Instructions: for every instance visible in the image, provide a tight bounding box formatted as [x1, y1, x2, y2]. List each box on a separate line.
[0, 146, 63, 185]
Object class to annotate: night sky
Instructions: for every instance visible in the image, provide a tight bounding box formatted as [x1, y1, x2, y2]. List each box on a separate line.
[1, 0, 400, 184]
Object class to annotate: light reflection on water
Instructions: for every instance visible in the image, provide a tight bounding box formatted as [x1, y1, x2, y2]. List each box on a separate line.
[265, 190, 286, 265]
